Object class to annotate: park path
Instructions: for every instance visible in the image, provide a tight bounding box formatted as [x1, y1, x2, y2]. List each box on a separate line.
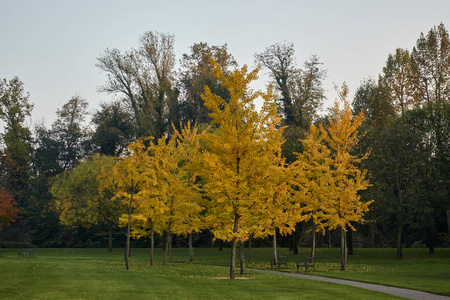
[252, 269, 450, 300]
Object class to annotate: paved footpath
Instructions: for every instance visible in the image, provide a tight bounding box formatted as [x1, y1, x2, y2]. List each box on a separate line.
[252, 269, 450, 300]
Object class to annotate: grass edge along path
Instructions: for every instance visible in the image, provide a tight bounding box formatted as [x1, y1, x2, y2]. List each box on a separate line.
[252, 269, 450, 300]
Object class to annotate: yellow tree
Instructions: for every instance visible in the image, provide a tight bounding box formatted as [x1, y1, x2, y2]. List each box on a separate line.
[320, 83, 372, 271]
[173, 121, 205, 261]
[124, 150, 168, 266]
[292, 125, 334, 258]
[100, 139, 156, 270]
[200, 60, 276, 279]
[147, 133, 204, 265]
[251, 98, 299, 264]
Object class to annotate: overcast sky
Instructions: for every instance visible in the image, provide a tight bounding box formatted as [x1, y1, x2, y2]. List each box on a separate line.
[1, 0, 449, 128]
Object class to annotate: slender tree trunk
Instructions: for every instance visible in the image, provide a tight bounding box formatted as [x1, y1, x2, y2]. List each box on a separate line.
[293, 223, 299, 255]
[108, 222, 113, 252]
[446, 209, 450, 235]
[347, 226, 354, 255]
[397, 217, 403, 259]
[428, 225, 435, 255]
[273, 232, 278, 264]
[169, 233, 173, 260]
[340, 227, 347, 271]
[328, 229, 332, 248]
[125, 192, 133, 270]
[218, 239, 223, 251]
[239, 241, 245, 275]
[163, 233, 169, 266]
[247, 234, 252, 263]
[288, 233, 293, 251]
[395, 165, 404, 259]
[230, 214, 239, 279]
[150, 221, 154, 266]
[311, 221, 316, 258]
[189, 233, 194, 261]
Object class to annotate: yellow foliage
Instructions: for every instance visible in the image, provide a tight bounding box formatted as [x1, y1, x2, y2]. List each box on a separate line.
[292, 83, 372, 234]
[320, 83, 372, 231]
[200, 60, 286, 243]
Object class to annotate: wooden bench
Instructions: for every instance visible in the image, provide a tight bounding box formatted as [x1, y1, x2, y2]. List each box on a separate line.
[296, 257, 315, 272]
[271, 255, 288, 270]
[18, 248, 34, 258]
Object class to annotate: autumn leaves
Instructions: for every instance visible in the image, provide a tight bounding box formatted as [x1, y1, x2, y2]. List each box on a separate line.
[53, 61, 370, 276]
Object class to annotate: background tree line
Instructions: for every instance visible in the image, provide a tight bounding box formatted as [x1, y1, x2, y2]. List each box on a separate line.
[0, 24, 448, 262]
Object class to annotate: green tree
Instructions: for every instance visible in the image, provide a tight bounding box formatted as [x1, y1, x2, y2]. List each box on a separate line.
[52, 154, 122, 252]
[412, 23, 450, 104]
[255, 44, 326, 168]
[33, 123, 63, 177]
[179, 42, 236, 125]
[363, 116, 424, 259]
[290, 55, 327, 127]
[51, 95, 91, 171]
[0, 77, 33, 202]
[97, 31, 178, 139]
[382, 48, 418, 115]
[255, 43, 296, 126]
[352, 78, 396, 129]
[91, 100, 136, 156]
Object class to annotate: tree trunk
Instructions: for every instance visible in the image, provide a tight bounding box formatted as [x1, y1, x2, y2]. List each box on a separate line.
[347, 226, 354, 255]
[169, 233, 173, 260]
[239, 241, 245, 275]
[247, 234, 252, 263]
[311, 221, 316, 258]
[428, 225, 435, 255]
[293, 223, 299, 255]
[340, 227, 347, 271]
[125, 192, 133, 270]
[150, 221, 154, 266]
[397, 217, 403, 259]
[230, 214, 239, 279]
[328, 229, 332, 248]
[189, 233, 194, 261]
[273, 232, 278, 264]
[108, 222, 113, 252]
[230, 237, 237, 279]
[218, 239, 223, 251]
[163, 233, 169, 266]
[446, 209, 450, 235]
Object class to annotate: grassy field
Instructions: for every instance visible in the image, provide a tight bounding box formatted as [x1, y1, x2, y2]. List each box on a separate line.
[0, 247, 448, 299]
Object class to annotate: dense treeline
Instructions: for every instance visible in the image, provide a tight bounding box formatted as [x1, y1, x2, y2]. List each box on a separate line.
[0, 24, 449, 267]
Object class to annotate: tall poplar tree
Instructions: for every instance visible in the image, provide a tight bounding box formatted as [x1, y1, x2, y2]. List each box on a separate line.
[0, 77, 33, 204]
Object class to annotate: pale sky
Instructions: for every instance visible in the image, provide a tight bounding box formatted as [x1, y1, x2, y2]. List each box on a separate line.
[1, 0, 449, 128]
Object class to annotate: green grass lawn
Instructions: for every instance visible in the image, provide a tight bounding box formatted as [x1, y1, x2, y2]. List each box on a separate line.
[0, 247, 448, 299]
